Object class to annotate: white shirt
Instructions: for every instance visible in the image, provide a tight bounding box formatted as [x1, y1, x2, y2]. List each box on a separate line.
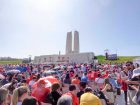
[120, 71, 128, 80]
[95, 78, 104, 84]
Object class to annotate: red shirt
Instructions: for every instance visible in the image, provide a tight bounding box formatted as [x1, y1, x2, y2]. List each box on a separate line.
[93, 71, 98, 80]
[63, 92, 79, 105]
[72, 79, 80, 84]
[70, 72, 74, 78]
[87, 72, 94, 80]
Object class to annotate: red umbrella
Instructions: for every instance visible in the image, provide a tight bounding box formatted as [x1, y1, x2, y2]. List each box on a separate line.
[32, 76, 60, 88]
[6, 69, 20, 75]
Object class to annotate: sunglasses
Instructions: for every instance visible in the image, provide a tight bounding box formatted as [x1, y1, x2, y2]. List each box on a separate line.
[126, 64, 131, 66]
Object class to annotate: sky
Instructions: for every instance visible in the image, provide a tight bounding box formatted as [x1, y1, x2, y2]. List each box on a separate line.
[0, 0, 140, 58]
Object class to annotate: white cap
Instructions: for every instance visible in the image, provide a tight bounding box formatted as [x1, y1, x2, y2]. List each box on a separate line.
[132, 67, 140, 78]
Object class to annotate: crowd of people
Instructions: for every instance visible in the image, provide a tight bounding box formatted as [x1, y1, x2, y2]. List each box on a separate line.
[0, 61, 140, 105]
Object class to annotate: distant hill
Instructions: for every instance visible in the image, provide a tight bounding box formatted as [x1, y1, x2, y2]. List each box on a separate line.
[97, 55, 139, 64]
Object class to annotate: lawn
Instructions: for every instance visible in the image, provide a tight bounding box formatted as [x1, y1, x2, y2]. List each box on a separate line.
[97, 55, 139, 64]
[0, 56, 139, 64]
[0, 60, 22, 64]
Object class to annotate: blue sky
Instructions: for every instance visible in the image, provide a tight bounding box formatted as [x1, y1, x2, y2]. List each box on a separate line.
[0, 0, 140, 58]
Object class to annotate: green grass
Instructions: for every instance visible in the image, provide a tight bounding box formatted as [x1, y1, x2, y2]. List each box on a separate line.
[0, 60, 22, 64]
[0, 56, 139, 64]
[97, 55, 139, 64]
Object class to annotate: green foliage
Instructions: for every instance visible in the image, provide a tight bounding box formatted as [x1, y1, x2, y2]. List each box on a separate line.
[97, 55, 138, 64]
[0, 60, 22, 64]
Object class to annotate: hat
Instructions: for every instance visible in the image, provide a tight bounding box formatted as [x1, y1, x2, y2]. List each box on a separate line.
[132, 67, 140, 78]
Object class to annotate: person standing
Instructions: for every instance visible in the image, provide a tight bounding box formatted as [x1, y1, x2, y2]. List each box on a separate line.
[28, 76, 37, 91]
[95, 74, 104, 90]
[129, 68, 140, 105]
[80, 87, 102, 105]
[22, 97, 41, 105]
[11, 86, 30, 105]
[57, 95, 72, 105]
[63, 85, 79, 105]
[125, 61, 139, 105]
[77, 82, 86, 100]
[50, 83, 62, 105]
[72, 75, 80, 85]
[0, 88, 9, 105]
[81, 73, 88, 84]
[120, 65, 128, 105]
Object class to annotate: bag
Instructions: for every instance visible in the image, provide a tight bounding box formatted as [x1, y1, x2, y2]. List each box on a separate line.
[93, 90, 104, 99]
[117, 88, 121, 95]
[93, 90, 110, 105]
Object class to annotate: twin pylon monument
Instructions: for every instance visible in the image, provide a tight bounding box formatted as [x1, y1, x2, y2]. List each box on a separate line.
[66, 31, 79, 54]
[34, 31, 94, 64]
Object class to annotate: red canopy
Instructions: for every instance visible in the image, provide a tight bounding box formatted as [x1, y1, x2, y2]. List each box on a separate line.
[32, 76, 60, 89]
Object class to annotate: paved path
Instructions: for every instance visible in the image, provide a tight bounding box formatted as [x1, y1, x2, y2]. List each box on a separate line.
[115, 91, 131, 105]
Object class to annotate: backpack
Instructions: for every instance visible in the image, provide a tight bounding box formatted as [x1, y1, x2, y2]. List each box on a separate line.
[93, 90, 110, 105]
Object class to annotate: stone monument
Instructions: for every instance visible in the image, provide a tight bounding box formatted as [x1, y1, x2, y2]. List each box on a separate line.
[34, 31, 94, 64]
[73, 31, 79, 53]
[66, 32, 72, 54]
